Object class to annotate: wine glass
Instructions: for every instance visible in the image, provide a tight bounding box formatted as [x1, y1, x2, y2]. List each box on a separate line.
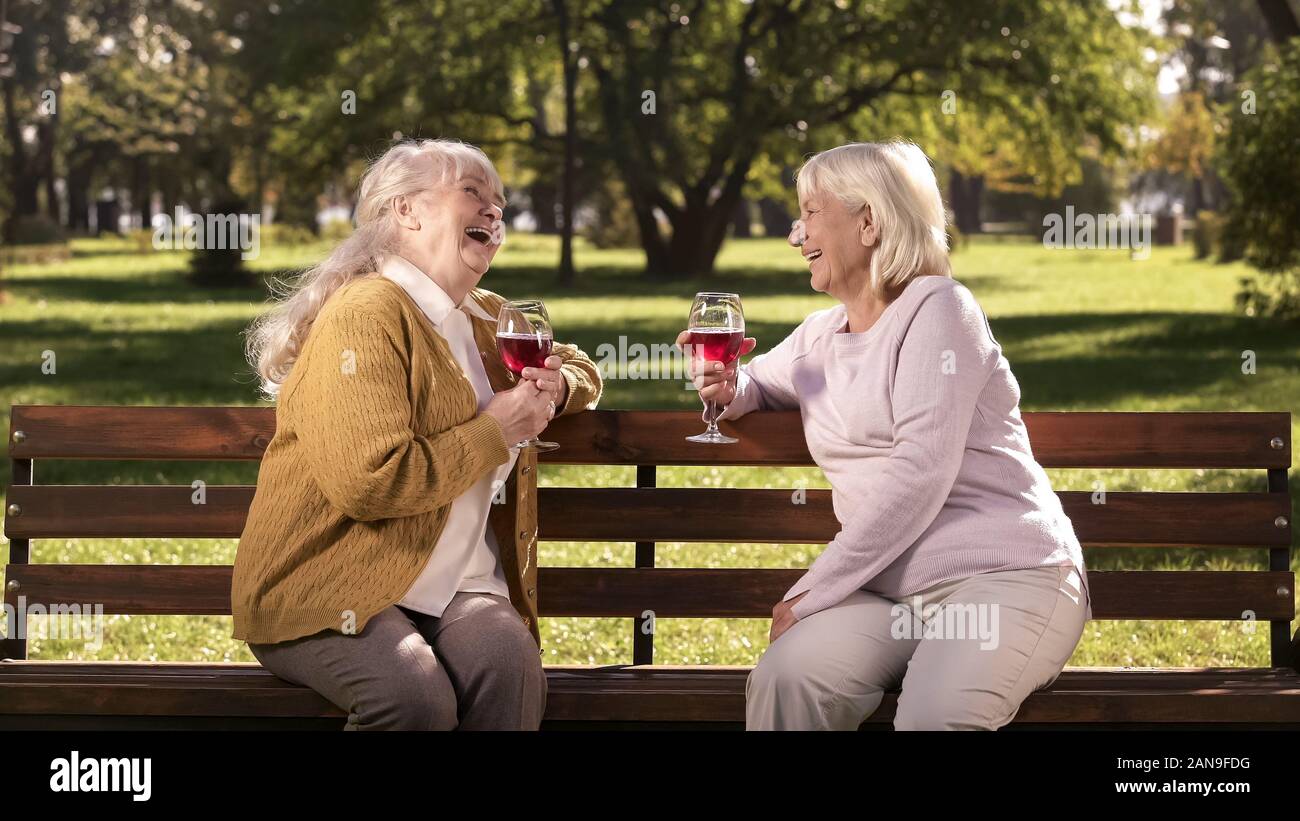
[496, 299, 560, 453]
[685, 292, 745, 444]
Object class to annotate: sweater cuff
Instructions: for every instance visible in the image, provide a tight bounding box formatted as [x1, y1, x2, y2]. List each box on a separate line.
[784, 572, 821, 621]
[556, 362, 598, 416]
[557, 366, 577, 416]
[466, 412, 512, 465]
[715, 367, 759, 422]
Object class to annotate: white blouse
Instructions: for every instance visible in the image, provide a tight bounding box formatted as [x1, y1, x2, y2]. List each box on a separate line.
[380, 253, 518, 617]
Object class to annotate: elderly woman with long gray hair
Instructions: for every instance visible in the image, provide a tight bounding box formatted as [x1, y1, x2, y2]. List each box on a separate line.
[231, 138, 602, 730]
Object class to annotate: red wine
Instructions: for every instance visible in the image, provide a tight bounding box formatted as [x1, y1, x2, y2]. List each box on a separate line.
[498, 333, 553, 375]
[687, 328, 744, 365]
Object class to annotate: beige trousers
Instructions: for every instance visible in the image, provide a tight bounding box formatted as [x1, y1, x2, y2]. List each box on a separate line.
[745, 564, 1089, 730]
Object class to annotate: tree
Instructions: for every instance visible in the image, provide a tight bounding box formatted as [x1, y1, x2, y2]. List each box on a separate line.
[1143, 91, 1218, 212]
[1221, 39, 1300, 318]
[576, 0, 1156, 277]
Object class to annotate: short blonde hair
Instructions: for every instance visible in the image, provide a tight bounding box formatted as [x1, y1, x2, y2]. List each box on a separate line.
[796, 141, 951, 293]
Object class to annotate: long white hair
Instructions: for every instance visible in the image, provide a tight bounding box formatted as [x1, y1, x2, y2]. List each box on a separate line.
[245, 138, 505, 396]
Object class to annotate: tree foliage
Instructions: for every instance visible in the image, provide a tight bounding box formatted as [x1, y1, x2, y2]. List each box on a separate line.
[1222, 39, 1300, 318]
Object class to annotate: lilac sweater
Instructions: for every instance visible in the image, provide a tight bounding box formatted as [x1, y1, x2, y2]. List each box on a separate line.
[717, 275, 1091, 623]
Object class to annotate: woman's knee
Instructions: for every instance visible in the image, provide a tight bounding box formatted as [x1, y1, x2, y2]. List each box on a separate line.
[353, 635, 458, 730]
[746, 631, 826, 699]
[893, 694, 1005, 731]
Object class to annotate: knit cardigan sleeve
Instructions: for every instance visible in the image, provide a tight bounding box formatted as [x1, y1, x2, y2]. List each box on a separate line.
[471, 286, 603, 416]
[782, 284, 1000, 623]
[285, 304, 511, 522]
[551, 338, 603, 416]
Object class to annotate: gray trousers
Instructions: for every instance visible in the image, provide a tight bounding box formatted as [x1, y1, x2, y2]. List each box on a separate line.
[248, 591, 546, 730]
[746, 564, 1089, 730]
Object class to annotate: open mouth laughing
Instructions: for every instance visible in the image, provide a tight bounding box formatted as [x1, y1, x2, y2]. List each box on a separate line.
[464, 224, 494, 246]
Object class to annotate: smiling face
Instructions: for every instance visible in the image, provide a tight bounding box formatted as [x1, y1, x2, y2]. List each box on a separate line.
[791, 187, 877, 300]
[401, 169, 506, 283]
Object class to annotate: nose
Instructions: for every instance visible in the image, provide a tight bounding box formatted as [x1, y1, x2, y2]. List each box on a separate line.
[788, 219, 806, 247]
[481, 201, 503, 221]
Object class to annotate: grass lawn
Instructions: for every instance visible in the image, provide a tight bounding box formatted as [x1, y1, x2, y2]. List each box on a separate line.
[1, 233, 1296, 668]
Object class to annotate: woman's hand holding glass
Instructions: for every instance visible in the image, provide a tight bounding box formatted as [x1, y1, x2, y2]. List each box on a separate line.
[675, 329, 758, 423]
[484, 379, 555, 447]
[520, 355, 567, 411]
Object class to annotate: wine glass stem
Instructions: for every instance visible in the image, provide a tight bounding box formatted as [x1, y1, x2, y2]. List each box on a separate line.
[704, 399, 720, 434]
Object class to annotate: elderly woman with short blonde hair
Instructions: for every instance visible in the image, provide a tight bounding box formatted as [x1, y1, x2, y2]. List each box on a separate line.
[683, 141, 1091, 730]
[231, 138, 602, 730]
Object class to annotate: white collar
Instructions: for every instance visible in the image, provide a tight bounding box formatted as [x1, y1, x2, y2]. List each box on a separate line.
[379, 253, 496, 326]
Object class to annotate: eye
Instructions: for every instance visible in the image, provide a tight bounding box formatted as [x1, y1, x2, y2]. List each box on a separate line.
[464, 185, 480, 197]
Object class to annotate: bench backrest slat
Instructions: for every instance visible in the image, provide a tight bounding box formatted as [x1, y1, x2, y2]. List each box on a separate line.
[4, 485, 1290, 548]
[4, 564, 1293, 621]
[9, 406, 1291, 469]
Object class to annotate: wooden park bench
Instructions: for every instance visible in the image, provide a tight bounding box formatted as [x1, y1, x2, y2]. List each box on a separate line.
[2, 405, 1297, 729]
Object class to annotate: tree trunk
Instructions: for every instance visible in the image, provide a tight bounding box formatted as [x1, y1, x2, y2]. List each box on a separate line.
[653, 186, 744, 278]
[133, 155, 152, 228]
[553, 0, 578, 288]
[2, 79, 38, 241]
[41, 121, 59, 224]
[67, 158, 93, 234]
[757, 197, 792, 236]
[1256, 0, 1300, 43]
[732, 198, 753, 238]
[949, 170, 984, 234]
[529, 180, 558, 233]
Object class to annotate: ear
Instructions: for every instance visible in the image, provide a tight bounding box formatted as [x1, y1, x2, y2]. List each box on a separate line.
[858, 205, 878, 248]
[391, 194, 421, 231]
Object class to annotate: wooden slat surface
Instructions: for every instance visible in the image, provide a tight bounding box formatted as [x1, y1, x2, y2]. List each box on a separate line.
[5, 485, 256, 539]
[3, 564, 1292, 620]
[537, 488, 1292, 547]
[9, 406, 1292, 468]
[9, 405, 275, 461]
[5, 485, 1290, 547]
[0, 662, 1297, 724]
[539, 410, 1292, 468]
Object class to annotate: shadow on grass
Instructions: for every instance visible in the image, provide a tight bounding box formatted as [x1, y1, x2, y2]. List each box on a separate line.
[476, 264, 1022, 302]
[3, 272, 279, 305]
[991, 311, 1300, 407]
[0, 315, 263, 406]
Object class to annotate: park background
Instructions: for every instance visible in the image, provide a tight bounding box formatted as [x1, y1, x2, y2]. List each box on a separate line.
[2, 0, 1299, 669]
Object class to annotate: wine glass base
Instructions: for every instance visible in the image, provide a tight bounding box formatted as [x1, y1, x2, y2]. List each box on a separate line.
[685, 431, 739, 444]
[515, 439, 561, 453]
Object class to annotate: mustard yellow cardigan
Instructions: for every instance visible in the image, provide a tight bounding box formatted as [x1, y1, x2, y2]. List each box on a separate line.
[231, 274, 602, 646]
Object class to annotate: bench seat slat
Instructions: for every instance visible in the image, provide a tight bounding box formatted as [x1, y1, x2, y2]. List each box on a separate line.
[5, 485, 1291, 548]
[4, 565, 1292, 620]
[9, 406, 1292, 468]
[1, 663, 1297, 724]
